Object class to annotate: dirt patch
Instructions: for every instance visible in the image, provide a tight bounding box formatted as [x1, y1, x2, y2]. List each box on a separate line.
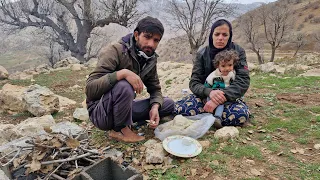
[277, 93, 320, 106]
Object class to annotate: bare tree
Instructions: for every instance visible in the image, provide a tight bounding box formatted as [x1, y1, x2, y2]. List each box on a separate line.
[292, 33, 306, 57]
[313, 31, 320, 52]
[46, 40, 63, 67]
[0, 0, 142, 62]
[239, 12, 264, 64]
[260, 4, 292, 62]
[166, 0, 234, 57]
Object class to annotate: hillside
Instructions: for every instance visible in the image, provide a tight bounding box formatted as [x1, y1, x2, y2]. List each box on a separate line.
[157, 0, 320, 64]
[232, 0, 320, 51]
[0, 60, 320, 179]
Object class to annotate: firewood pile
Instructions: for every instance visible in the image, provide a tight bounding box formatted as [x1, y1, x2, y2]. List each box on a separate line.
[0, 129, 110, 180]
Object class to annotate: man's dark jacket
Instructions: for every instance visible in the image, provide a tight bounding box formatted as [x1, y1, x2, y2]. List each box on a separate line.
[85, 34, 163, 106]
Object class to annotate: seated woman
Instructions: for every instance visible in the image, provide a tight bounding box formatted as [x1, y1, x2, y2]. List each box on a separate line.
[174, 19, 250, 128]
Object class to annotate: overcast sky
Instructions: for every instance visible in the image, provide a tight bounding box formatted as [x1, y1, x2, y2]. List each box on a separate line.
[224, 0, 277, 4]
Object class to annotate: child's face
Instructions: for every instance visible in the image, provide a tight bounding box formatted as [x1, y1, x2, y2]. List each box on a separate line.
[218, 60, 234, 76]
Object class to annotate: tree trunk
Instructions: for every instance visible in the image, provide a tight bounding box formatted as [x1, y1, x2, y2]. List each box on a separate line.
[270, 47, 276, 62]
[293, 47, 300, 57]
[190, 48, 198, 62]
[251, 48, 263, 64]
[71, 52, 86, 63]
[256, 53, 263, 64]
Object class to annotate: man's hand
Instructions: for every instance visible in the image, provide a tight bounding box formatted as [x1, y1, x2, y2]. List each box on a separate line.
[209, 90, 226, 105]
[149, 103, 160, 129]
[203, 100, 219, 113]
[117, 69, 144, 94]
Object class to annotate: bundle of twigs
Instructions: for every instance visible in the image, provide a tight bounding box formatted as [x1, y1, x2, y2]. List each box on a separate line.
[0, 129, 110, 180]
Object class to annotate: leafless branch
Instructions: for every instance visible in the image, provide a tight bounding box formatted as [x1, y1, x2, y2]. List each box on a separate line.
[166, 0, 235, 56]
[0, 0, 142, 62]
[260, 3, 292, 62]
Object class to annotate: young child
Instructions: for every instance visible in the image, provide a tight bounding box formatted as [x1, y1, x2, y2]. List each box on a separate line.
[204, 49, 239, 127]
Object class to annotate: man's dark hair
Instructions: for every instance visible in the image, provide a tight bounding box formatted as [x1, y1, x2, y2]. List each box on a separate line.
[213, 50, 239, 68]
[134, 16, 164, 37]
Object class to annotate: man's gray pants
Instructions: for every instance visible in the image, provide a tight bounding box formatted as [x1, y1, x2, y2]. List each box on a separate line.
[87, 80, 174, 131]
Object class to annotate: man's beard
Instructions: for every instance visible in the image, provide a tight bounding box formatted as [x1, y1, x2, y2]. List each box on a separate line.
[136, 42, 155, 57]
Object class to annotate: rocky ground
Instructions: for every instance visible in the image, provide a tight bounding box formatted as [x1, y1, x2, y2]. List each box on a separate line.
[0, 54, 320, 179]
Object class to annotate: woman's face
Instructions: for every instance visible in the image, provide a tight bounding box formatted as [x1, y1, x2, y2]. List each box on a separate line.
[212, 24, 230, 49]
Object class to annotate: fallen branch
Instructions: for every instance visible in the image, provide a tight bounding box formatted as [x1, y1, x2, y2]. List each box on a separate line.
[25, 140, 55, 149]
[0, 150, 16, 160]
[1, 147, 22, 167]
[44, 162, 65, 180]
[83, 157, 96, 163]
[25, 152, 93, 167]
[52, 173, 66, 180]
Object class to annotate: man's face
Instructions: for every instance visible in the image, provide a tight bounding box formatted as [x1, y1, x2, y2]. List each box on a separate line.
[134, 31, 161, 56]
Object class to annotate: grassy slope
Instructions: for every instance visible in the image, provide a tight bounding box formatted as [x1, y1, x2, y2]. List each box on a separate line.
[0, 69, 320, 179]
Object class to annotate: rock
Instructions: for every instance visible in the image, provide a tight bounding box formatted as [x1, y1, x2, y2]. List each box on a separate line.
[295, 53, 320, 65]
[139, 146, 146, 152]
[300, 69, 320, 77]
[191, 169, 197, 176]
[200, 172, 210, 178]
[245, 159, 255, 165]
[267, 175, 280, 180]
[275, 66, 285, 74]
[0, 136, 32, 154]
[247, 62, 258, 71]
[212, 160, 219, 166]
[250, 168, 261, 176]
[35, 64, 52, 73]
[214, 126, 239, 141]
[0, 169, 10, 180]
[144, 139, 158, 148]
[0, 124, 20, 146]
[260, 62, 276, 73]
[0, 83, 27, 112]
[132, 158, 140, 165]
[55, 95, 76, 111]
[70, 64, 82, 71]
[286, 64, 310, 71]
[296, 148, 305, 154]
[73, 108, 89, 121]
[22, 84, 59, 116]
[199, 140, 210, 148]
[314, 144, 320, 150]
[104, 148, 123, 158]
[145, 143, 166, 164]
[0, 65, 9, 80]
[53, 57, 80, 68]
[163, 157, 173, 166]
[50, 121, 84, 137]
[14, 115, 56, 137]
[258, 129, 266, 133]
[143, 164, 156, 170]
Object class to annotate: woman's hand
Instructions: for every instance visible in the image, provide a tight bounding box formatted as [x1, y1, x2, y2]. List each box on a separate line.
[209, 90, 226, 105]
[204, 100, 219, 113]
